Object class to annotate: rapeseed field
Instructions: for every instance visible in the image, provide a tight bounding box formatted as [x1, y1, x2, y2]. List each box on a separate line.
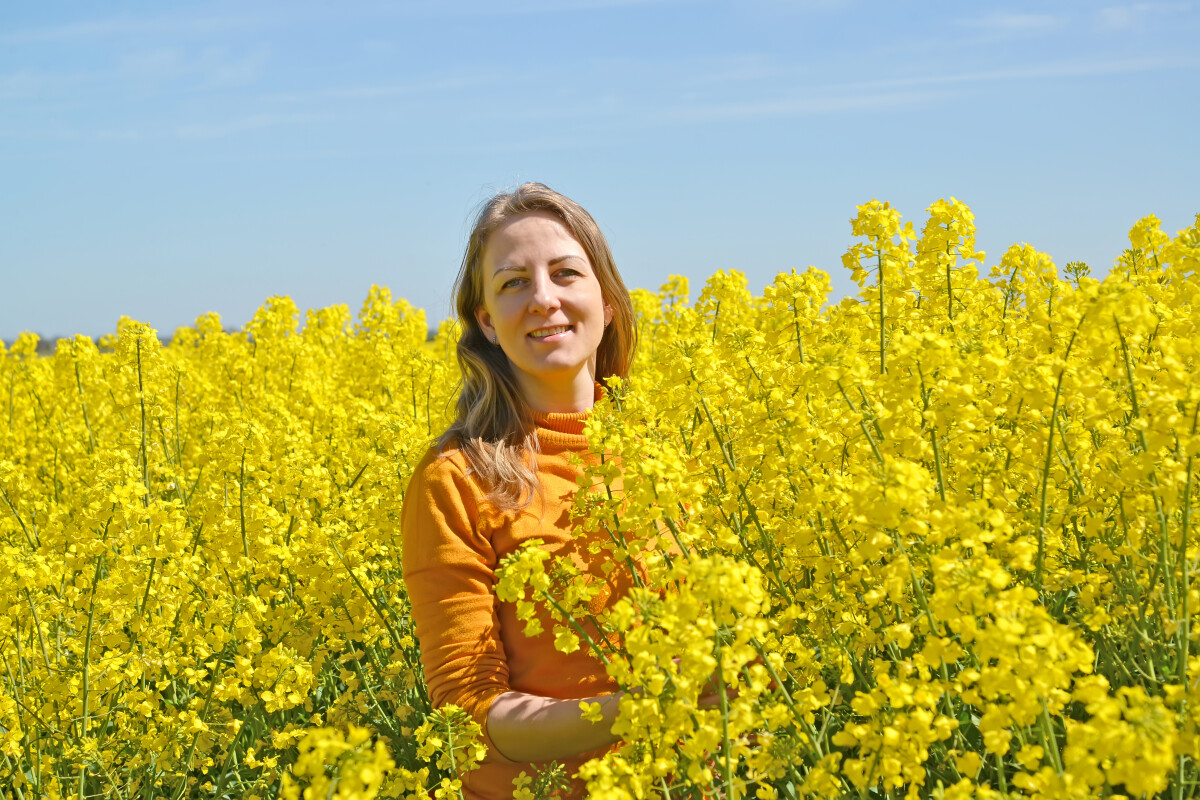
[2, 201, 1198, 799]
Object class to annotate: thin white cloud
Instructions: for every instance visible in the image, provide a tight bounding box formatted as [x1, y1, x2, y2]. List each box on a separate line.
[958, 11, 1065, 32]
[196, 46, 271, 88]
[115, 48, 189, 80]
[0, 121, 147, 142]
[642, 55, 1186, 125]
[1097, 2, 1192, 30]
[656, 88, 938, 124]
[359, 39, 398, 58]
[566, 51, 1180, 110]
[740, 0, 850, 10]
[247, 53, 1192, 133]
[0, 45, 271, 104]
[0, 69, 64, 100]
[401, 0, 685, 14]
[845, 56, 1184, 92]
[0, 0, 686, 43]
[0, 12, 268, 44]
[262, 74, 496, 104]
[174, 112, 326, 140]
[496, 0, 678, 10]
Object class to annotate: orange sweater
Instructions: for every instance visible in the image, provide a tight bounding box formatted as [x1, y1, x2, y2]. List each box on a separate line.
[401, 396, 635, 799]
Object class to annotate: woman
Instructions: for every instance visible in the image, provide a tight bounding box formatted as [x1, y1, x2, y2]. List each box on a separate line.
[401, 183, 639, 799]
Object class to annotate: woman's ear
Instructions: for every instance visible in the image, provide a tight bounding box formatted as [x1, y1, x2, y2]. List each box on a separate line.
[603, 303, 614, 327]
[475, 305, 496, 343]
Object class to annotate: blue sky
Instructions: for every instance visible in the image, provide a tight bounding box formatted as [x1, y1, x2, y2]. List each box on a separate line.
[2, 0, 1197, 340]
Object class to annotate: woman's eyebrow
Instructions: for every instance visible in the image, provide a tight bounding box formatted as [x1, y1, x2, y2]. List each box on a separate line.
[493, 254, 585, 276]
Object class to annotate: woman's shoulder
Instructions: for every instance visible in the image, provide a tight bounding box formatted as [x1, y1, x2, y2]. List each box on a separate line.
[401, 441, 487, 534]
[410, 437, 472, 486]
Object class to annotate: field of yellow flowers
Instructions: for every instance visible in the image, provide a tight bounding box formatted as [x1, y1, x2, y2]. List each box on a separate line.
[2, 200, 1199, 800]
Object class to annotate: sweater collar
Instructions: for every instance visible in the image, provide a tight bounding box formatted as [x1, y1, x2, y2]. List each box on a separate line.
[530, 382, 603, 450]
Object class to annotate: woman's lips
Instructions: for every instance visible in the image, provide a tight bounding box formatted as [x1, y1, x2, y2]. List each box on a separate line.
[527, 325, 572, 340]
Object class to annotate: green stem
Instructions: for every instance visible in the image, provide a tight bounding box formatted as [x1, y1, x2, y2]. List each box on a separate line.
[22, 589, 53, 671]
[2, 752, 28, 800]
[945, 245, 955, 324]
[790, 295, 806, 365]
[1037, 323, 1082, 587]
[330, 540, 407, 650]
[1178, 400, 1199, 683]
[877, 249, 886, 375]
[168, 670, 219, 800]
[1038, 701, 1063, 773]
[2, 649, 40, 791]
[713, 607, 736, 800]
[1, 484, 39, 550]
[1115, 315, 1176, 611]
[76, 555, 104, 800]
[538, 590, 612, 667]
[238, 447, 250, 560]
[917, 364, 947, 503]
[836, 381, 884, 466]
[660, 516, 693, 559]
[74, 360, 96, 453]
[442, 715, 467, 800]
[136, 336, 150, 503]
[1036, 376, 1064, 587]
[748, 641, 825, 758]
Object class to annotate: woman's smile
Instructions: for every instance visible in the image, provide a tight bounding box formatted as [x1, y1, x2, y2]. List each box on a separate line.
[528, 324, 572, 340]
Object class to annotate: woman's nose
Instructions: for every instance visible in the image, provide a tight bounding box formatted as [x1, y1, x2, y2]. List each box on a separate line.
[528, 273, 561, 314]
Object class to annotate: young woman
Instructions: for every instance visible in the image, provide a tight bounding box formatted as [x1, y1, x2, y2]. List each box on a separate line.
[401, 183, 639, 799]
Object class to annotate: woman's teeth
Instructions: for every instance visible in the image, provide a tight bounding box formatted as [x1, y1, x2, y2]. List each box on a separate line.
[529, 326, 570, 338]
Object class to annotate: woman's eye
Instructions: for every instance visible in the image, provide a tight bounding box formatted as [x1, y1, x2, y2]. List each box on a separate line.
[501, 278, 523, 289]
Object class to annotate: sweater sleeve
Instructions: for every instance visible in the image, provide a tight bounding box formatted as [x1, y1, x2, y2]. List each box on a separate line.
[401, 449, 518, 764]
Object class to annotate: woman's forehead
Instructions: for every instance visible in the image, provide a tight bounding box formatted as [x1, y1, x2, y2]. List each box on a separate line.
[483, 212, 588, 266]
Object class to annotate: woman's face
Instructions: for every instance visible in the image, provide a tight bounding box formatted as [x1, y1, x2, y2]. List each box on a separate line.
[475, 211, 613, 412]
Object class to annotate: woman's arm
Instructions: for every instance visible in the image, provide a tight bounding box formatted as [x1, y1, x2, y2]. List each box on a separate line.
[487, 690, 621, 763]
[487, 673, 736, 763]
[403, 451, 520, 764]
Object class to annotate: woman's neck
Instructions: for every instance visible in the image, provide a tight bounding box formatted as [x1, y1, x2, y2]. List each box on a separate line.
[516, 371, 598, 414]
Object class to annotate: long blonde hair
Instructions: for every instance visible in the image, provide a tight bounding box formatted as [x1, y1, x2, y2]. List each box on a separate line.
[439, 183, 637, 508]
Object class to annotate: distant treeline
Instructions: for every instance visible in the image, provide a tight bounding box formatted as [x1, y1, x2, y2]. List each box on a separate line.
[4, 326, 441, 355]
